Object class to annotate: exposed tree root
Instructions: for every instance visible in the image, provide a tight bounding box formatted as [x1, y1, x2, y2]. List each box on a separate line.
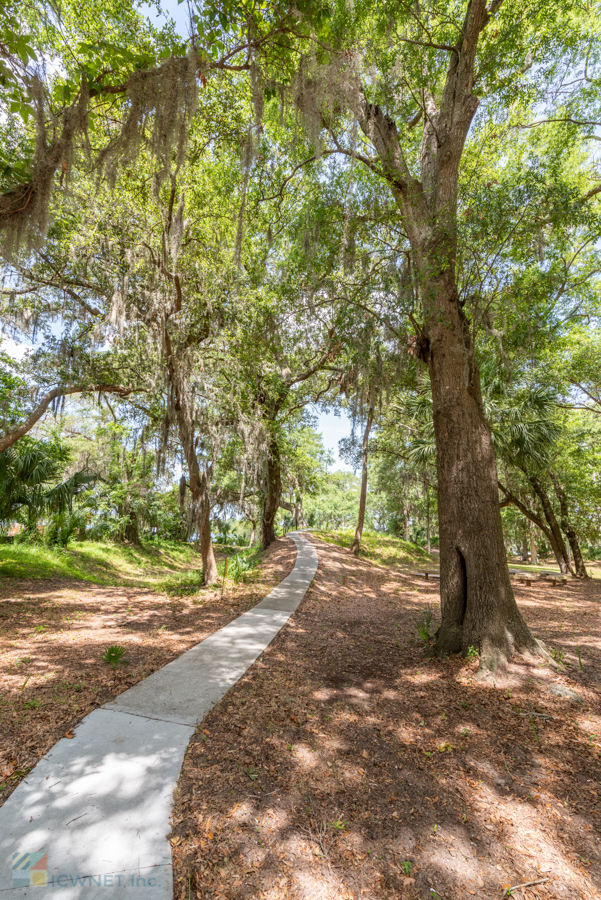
[475, 631, 557, 680]
[434, 619, 557, 680]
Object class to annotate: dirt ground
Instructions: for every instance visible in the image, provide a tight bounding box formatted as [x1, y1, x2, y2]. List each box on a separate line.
[170, 535, 601, 900]
[0, 538, 296, 806]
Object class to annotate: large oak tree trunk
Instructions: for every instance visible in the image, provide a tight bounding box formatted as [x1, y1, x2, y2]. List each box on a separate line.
[347, 0, 555, 674]
[426, 288, 541, 673]
[351, 397, 375, 555]
[262, 436, 282, 549]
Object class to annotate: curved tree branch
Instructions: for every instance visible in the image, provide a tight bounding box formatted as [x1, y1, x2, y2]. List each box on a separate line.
[0, 383, 142, 453]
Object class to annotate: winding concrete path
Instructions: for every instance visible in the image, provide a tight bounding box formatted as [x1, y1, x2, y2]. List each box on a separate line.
[0, 532, 318, 898]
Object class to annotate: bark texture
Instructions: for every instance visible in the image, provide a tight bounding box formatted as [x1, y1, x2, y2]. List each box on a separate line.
[343, 0, 549, 672]
[427, 298, 538, 671]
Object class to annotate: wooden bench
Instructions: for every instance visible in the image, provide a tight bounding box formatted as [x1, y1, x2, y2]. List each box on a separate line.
[410, 572, 441, 580]
[513, 574, 536, 586]
[541, 575, 567, 586]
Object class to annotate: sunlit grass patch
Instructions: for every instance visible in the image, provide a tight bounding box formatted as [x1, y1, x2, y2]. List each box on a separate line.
[0, 539, 203, 587]
[313, 529, 435, 568]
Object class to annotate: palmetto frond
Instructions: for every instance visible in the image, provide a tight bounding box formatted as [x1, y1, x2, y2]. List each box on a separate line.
[404, 371, 558, 471]
[407, 437, 436, 467]
[0, 443, 96, 525]
[46, 471, 98, 513]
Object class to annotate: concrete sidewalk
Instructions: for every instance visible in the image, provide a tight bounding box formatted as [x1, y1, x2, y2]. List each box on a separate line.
[0, 532, 318, 898]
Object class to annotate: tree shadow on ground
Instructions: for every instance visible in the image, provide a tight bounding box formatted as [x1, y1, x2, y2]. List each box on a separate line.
[0, 538, 296, 806]
[171, 537, 601, 900]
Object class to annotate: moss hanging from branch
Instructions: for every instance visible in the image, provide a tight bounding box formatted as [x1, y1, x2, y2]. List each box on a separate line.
[99, 50, 199, 188]
[291, 52, 364, 157]
[0, 77, 90, 256]
[0, 50, 200, 256]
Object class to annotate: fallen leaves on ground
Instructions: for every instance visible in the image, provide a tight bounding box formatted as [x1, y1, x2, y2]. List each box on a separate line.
[171, 536, 601, 900]
[0, 538, 295, 805]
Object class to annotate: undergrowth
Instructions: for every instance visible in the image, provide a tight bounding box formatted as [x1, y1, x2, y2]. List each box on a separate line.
[0, 539, 203, 587]
[217, 547, 261, 583]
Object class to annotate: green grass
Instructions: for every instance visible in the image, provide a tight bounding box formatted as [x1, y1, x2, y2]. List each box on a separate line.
[507, 562, 564, 577]
[313, 529, 435, 567]
[507, 559, 601, 579]
[0, 540, 204, 587]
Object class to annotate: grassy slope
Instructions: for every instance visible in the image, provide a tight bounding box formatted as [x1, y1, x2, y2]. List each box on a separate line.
[0, 539, 204, 587]
[312, 528, 435, 568]
[314, 532, 601, 579]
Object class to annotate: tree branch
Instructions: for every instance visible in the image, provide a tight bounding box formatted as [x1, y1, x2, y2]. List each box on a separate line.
[0, 383, 142, 452]
[579, 183, 601, 203]
[498, 481, 550, 537]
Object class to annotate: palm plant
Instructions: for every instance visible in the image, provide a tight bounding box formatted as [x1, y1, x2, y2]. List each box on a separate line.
[0, 440, 96, 535]
[405, 366, 558, 471]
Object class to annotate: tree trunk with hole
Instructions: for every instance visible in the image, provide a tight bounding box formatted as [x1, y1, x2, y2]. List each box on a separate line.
[424, 281, 540, 672]
[351, 398, 375, 555]
[262, 435, 282, 549]
[348, 0, 551, 672]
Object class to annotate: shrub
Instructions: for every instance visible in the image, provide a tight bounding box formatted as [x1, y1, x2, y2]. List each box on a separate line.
[103, 645, 128, 667]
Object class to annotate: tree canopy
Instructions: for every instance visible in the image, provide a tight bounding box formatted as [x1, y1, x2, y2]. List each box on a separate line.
[1, 0, 601, 673]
